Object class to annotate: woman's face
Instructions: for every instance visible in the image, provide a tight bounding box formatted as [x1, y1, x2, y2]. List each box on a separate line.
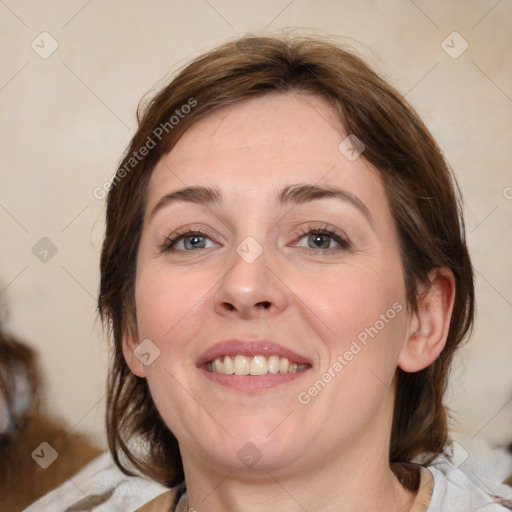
[126, 92, 415, 475]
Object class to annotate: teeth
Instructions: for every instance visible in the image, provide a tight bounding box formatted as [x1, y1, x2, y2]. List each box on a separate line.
[249, 355, 268, 375]
[234, 355, 250, 375]
[268, 355, 280, 374]
[223, 355, 234, 374]
[213, 358, 224, 373]
[207, 355, 308, 375]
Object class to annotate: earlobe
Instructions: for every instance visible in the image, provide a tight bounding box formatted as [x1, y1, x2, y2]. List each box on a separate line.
[398, 268, 456, 373]
[122, 326, 146, 378]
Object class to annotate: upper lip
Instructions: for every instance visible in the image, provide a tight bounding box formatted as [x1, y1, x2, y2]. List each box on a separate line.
[196, 339, 312, 367]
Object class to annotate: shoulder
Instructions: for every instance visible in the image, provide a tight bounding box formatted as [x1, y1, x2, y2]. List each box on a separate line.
[22, 452, 173, 512]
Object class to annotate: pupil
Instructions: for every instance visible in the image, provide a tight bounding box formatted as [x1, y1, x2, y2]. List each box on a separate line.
[186, 235, 204, 249]
[309, 234, 329, 249]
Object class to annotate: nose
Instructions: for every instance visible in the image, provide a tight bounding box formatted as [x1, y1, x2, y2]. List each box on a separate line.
[213, 242, 289, 319]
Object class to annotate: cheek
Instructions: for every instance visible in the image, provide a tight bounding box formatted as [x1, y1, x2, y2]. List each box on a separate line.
[295, 267, 407, 418]
[294, 260, 404, 335]
[133, 262, 216, 439]
[134, 260, 214, 344]
[289, 258, 407, 381]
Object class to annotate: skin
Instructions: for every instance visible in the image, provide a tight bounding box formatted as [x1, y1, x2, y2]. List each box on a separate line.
[123, 91, 455, 512]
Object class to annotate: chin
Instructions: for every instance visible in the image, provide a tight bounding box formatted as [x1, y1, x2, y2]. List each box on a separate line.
[192, 421, 308, 472]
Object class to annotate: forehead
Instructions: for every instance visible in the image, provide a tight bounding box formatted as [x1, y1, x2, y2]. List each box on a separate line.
[147, 91, 387, 213]
[178, 92, 341, 160]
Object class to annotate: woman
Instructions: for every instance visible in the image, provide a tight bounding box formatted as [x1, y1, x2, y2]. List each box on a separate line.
[26, 34, 512, 511]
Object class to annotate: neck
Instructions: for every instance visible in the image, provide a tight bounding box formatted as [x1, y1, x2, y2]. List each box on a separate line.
[181, 443, 417, 512]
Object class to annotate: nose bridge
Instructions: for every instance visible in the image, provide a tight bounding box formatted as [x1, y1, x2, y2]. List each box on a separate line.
[213, 234, 288, 317]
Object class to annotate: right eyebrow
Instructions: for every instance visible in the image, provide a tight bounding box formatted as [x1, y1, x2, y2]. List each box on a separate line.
[149, 186, 222, 219]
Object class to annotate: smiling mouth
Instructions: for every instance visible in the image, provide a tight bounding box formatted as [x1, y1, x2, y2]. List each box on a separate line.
[205, 355, 311, 375]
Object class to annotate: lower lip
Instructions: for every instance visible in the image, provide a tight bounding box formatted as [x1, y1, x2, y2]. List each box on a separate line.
[199, 367, 310, 391]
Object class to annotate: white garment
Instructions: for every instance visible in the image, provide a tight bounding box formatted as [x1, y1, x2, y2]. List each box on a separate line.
[426, 463, 511, 511]
[424, 439, 512, 511]
[22, 452, 168, 512]
[23, 444, 512, 511]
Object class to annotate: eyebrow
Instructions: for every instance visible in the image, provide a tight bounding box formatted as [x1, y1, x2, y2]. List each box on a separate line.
[279, 184, 373, 225]
[150, 185, 222, 218]
[150, 183, 372, 224]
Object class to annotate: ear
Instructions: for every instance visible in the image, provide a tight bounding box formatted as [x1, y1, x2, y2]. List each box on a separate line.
[122, 325, 146, 378]
[398, 268, 456, 373]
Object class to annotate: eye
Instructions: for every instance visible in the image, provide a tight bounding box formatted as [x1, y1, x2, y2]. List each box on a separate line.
[161, 230, 217, 252]
[292, 225, 350, 251]
[308, 233, 332, 249]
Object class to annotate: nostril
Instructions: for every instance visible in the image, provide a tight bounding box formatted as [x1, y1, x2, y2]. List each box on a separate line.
[222, 302, 236, 311]
[255, 301, 271, 309]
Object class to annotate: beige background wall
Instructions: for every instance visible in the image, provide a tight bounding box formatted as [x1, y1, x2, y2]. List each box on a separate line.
[0, 0, 510, 449]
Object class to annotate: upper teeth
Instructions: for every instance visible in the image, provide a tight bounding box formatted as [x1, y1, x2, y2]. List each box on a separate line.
[207, 355, 308, 375]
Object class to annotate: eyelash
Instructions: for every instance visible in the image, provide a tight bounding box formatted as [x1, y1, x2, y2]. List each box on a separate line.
[160, 224, 350, 253]
[291, 224, 351, 252]
[159, 226, 216, 252]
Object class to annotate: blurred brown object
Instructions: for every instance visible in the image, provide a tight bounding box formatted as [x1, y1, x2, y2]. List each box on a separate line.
[0, 330, 103, 512]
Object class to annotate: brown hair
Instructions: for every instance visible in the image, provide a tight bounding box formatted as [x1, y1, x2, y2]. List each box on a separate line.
[99, 34, 474, 487]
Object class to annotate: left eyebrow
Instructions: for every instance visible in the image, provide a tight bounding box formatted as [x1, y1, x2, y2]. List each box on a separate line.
[278, 184, 373, 226]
